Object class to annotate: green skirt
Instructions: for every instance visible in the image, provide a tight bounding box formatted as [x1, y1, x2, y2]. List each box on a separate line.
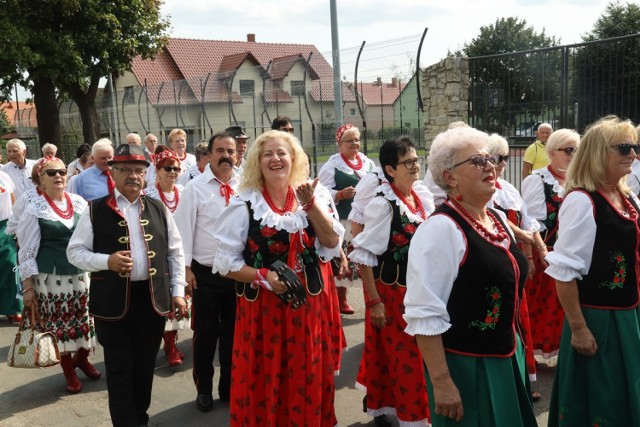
[426, 337, 537, 427]
[0, 219, 22, 315]
[548, 306, 640, 427]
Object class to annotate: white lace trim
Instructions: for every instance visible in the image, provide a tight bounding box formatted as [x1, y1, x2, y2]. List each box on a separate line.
[212, 247, 246, 276]
[19, 258, 39, 280]
[492, 179, 523, 211]
[325, 152, 375, 176]
[349, 247, 378, 267]
[377, 182, 427, 224]
[144, 184, 184, 201]
[534, 167, 564, 196]
[237, 189, 309, 233]
[24, 193, 87, 221]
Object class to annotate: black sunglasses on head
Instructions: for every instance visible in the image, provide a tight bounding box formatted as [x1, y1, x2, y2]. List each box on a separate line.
[611, 143, 640, 156]
[44, 169, 67, 177]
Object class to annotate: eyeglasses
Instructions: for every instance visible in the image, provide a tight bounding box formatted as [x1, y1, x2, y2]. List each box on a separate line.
[43, 169, 67, 177]
[557, 147, 578, 155]
[610, 143, 640, 156]
[397, 157, 423, 169]
[451, 155, 499, 170]
[280, 127, 294, 133]
[342, 138, 360, 144]
[112, 166, 146, 176]
[162, 166, 181, 173]
[497, 154, 509, 163]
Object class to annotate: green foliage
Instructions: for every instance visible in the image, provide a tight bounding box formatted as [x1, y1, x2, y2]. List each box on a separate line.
[0, 0, 170, 141]
[572, 2, 640, 128]
[0, 109, 11, 136]
[461, 17, 560, 133]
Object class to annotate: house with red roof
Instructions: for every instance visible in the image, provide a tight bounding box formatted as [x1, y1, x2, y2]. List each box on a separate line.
[110, 34, 359, 147]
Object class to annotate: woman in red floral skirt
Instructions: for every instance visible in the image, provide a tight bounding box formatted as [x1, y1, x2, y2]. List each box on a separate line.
[350, 136, 434, 427]
[212, 130, 344, 426]
[521, 129, 580, 358]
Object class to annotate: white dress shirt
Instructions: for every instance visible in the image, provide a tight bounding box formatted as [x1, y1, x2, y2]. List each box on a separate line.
[173, 166, 238, 267]
[1, 159, 36, 200]
[521, 167, 564, 232]
[0, 170, 15, 221]
[66, 188, 186, 297]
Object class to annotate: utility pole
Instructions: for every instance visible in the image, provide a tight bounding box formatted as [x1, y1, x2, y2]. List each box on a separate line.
[330, 0, 343, 126]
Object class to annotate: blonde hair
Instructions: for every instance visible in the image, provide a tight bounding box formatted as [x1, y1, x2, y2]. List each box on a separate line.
[168, 128, 186, 144]
[338, 127, 360, 145]
[486, 134, 509, 155]
[546, 128, 580, 156]
[565, 116, 637, 194]
[239, 130, 309, 192]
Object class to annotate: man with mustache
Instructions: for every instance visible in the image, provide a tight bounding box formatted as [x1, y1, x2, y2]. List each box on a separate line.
[67, 144, 187, 427]
[174, 132, 238, 412]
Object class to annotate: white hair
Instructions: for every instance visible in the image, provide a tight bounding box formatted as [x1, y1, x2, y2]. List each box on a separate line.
[7, 138, 26, 151]
[486, 134, 509, 155]
[92, 138, 114, 156]
[41, 143, 57, 155]
[538, 122, 553, 132]
[126, 133, 141, 145]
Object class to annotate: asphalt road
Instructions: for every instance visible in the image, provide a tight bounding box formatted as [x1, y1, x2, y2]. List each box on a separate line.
[0, 287, 553, 426]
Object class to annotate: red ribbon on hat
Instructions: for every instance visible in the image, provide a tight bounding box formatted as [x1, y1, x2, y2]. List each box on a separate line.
[336, 124, 356, 143]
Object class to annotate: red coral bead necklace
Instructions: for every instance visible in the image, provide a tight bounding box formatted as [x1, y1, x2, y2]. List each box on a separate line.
[449, 196, 508, 242]
[390, 183, 426, 219]
[157, 183, 179, 213]
[43, 191, 74, 220]
[263, 186, 295, 215]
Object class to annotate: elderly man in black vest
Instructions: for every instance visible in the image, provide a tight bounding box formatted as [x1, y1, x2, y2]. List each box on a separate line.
[67, 144, 187, 427]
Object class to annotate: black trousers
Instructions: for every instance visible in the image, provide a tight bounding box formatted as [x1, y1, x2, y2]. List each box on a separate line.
[95, 281, 165, 427]
[191, 260, 236, 398]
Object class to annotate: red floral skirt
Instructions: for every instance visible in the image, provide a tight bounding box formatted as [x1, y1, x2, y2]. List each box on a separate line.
[526, 251, 564, 357]
[356, 281, 430, 424]
[320, 261, 347, 373]
[230, 283, 336, 427]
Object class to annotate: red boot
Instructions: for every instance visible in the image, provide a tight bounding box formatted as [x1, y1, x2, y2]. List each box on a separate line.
[337, 286, 355, 315]
[73, 348, 101, 379]
[163, 331, 182, 367]
[60, 354, 82, 394]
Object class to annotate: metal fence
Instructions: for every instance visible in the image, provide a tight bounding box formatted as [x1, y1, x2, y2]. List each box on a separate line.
[13, 33, 428, 173]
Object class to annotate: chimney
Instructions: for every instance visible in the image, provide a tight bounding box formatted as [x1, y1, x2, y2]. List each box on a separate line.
[247, 34, 256, 43]
[391, 77, 398, 88]
[376, 77, 382, 86]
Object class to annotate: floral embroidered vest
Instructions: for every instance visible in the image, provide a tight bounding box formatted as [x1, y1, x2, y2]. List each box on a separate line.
[437, 203, 527, 357]
[576, 190, 640, 309]
[372, 197, 420, 287]
[537, 172, 563, 247]
[235, 201, 323, 302]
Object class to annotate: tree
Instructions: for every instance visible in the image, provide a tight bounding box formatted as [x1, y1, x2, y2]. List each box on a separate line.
[458, 18, 560, 134]
[571, 2, 640, 129]
[0, 0, 169, 147]
[0, 108, 11, 136]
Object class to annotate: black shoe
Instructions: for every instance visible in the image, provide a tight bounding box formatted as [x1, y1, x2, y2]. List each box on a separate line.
[374, 415, 393, 427]
[196, 393, 213, 412]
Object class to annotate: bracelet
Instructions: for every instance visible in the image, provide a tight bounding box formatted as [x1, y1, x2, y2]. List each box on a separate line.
[366, 298, 382, 308]
[21, 288, 34, 295]
[535, 243, 547, 250]
[526, 256, 534, 260]
[256, 268, 269, 282]
[302, 196, 315, 212]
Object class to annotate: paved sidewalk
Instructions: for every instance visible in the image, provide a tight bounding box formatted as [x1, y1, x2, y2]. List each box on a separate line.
[0, 288, 552, 426]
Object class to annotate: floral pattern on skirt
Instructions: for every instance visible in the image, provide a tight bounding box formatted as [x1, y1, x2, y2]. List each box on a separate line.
[33, 271, 96, 353]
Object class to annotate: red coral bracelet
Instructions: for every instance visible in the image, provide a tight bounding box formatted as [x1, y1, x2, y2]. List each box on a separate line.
[366, 298, 382, 308]
[302, 196, 315, 212]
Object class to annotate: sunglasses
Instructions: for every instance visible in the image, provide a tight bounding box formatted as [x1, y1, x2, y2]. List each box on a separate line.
[162, 166, 181, 173]
[610, 143, 640, 156]
[43, 169, 68, 177]
[557, 147, 578, 155]
[497, 154, 509, 163]
[451, 154, 499, 170]
[397, 158, 423, 169]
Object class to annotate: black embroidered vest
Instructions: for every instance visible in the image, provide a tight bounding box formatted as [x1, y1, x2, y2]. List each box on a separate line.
[576, 190, 640, 309]
[88, 194, 171, 320]
[235, 201, 323, 302]
[535, 170, 563, 247]
[372, 196, 420, 287]
[438, 204, 528, 356]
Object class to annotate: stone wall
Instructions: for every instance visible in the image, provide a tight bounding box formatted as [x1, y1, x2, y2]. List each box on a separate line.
[422, 57, 469, 150]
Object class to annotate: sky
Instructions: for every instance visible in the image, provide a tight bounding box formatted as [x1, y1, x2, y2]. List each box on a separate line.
[9, 0, 616, 101]
[162, 0, 614, 67]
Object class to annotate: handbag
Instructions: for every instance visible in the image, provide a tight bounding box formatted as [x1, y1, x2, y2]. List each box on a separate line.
[7, 308, 61, 369]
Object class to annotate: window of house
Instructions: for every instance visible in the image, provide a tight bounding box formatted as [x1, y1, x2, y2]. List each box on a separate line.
[290, 80, 305, 96]
[350, 108, 356, 116]
[239, 80, 255, 96]
[123, 86, 135, 104]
